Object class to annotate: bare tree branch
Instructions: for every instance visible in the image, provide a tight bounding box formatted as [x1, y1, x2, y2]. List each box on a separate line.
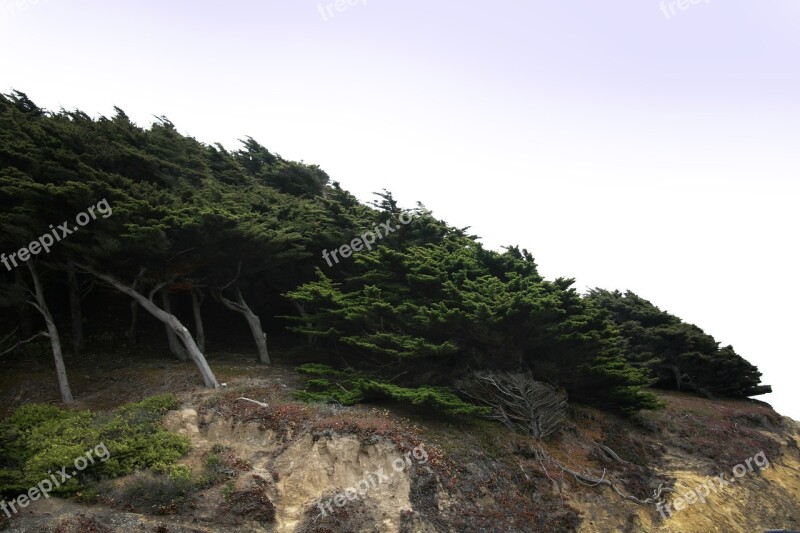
[235, 397, 268, 408]
[458, 371, 568, 439]
[0, 331, 49, 358]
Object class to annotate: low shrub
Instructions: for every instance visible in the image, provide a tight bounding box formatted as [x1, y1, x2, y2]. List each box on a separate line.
[294, 364, 489, 416]
[117, 470, 195, 515]
[0, 394, 190, 498]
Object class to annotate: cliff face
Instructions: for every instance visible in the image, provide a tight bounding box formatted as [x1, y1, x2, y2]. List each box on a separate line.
[1, 367, 799, 533]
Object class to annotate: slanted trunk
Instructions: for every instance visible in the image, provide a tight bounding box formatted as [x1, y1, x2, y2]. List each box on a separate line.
[291, 300, 314, 346]
[666, 364, 682, 391]
[67, 265, 84, 357]
[191, 289, 206, 353]
[215, 286, 270, 364]
[161, 288, 189, 361]
[27, 262, 74, 403]
[126, 273, 144, 345]
[78, 265, 219, 388]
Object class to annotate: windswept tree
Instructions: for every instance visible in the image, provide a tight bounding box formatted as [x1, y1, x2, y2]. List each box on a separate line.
[0, 91, 773, 417]
[288, 204, 660, 413]
[587, 289, 771, 397]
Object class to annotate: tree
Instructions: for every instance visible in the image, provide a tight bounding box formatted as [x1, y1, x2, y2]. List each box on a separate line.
[288, 204, 660, 413]
[76, 264, 219, 388]
[587, 289, 771, 397]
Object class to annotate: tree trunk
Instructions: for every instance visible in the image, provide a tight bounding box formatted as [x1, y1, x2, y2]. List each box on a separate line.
[78, 265, 219, 388]
[291, 300, 314, 346]
[27, 262, 74, 403]
[161, 288, 189, 361]
[67, 265, 84, 357]
[215, 286, 270, 364]
[664, 364, 683, 391]
[191, 289, 206, 353]
[126, 299, 140, 345]
[15, 269, 34, 337]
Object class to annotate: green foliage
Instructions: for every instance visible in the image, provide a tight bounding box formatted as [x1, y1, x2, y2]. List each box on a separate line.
[288, 234, 660, 413]
[294, 366, 490, 416]
[587, 289, 770, 398]
[358, 381, 492, 416]
[0, 394, 190, 497]
[0, 92, 769, 420]
[196, 444, 236, 487]
[296, 363, 351, 378]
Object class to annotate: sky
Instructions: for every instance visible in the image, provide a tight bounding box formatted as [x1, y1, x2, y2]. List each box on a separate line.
[1, 0, 798, 419]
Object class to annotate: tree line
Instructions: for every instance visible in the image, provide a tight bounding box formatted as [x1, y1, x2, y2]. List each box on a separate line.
[0, 91, 770, 414]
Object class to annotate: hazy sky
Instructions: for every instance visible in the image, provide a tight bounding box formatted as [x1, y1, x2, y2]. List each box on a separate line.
[2, 0, 798, 419]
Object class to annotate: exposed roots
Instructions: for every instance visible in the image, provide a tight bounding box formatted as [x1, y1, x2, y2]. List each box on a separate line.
[534, 442, 673, 506]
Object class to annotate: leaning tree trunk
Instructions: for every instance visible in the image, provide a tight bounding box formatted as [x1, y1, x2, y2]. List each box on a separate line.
[78, 265, 219, 388]
[126, 299, 140, 345]
[215, 286, 270, 364]
[290, 300, 314, 346]
[67, 265, 84, 357]
[191, 289, 206, 353]
[161, 288, 189, 361]
[27, 262, 74, 403]
[126, 273, 143, 345]
[15, 269, 35, 337]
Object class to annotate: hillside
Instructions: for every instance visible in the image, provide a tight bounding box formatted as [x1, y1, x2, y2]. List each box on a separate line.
[0, 92, 796, 532]
[0, 352, 798, 532]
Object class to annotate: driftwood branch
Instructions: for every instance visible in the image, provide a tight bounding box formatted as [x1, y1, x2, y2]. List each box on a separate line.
[235, 397, 268, 408]
[595, 442, 631, 465]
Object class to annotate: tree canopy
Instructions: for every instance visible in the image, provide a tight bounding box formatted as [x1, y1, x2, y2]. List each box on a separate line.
[0, 91, 771, 414]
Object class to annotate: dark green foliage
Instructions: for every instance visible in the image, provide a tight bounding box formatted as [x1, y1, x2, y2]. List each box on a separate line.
[287, 232, 660, 413]
[587, 289, 770, 398]
[0, 394, 190, 497]
[294, 365, 491, 416]
[0, 91, 770, 419]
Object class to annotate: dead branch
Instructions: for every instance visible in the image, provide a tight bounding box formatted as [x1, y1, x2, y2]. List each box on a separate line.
[595, 442, 631, 465]
[0, 331, 49, 358]
[235, 397, 268, 408]
[458, 371, 568, 439]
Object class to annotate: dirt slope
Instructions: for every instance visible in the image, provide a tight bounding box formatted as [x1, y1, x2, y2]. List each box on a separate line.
[1, 358, 798, 532]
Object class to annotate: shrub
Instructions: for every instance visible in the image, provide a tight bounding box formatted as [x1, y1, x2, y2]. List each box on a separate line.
[197, 445, 244, 487]
[294, 365, 489, 416]
[0, 394, 190, 498]
[117, 470, 195, 514]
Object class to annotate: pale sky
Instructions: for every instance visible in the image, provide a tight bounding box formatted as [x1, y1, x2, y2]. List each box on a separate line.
[2, 0, 798, 419]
